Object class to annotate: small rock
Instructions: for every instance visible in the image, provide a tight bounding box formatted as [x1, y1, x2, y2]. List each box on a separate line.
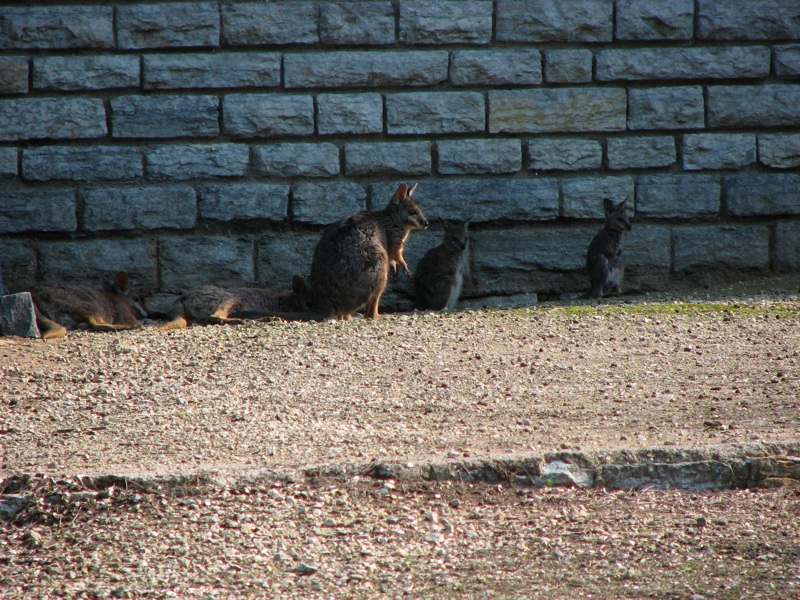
[448, 498, 461, 509]
[290, 562, 319, 576]
[23, 530, 43, 548]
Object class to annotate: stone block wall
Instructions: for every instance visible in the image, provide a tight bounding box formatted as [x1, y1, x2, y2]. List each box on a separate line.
[1, 0, 799, 307]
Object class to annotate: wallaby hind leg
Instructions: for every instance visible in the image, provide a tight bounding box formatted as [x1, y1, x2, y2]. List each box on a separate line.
[159, 315, 188, 331]
[37, 315, 68, 339]
[208, 300, 244, 325]
[86, 314, 136, 332]
[364, 289, 384, 319]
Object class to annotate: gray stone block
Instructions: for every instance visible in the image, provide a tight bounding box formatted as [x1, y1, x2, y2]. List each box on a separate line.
[490, 88, 626, 134]
[607, 136, 676, 170]
[758, 134, 800, 169]
[400, 1, 492, 44]
[527, 138, 602, 171]
[776, 45, 800, 77]
[0, 6, 114, 49]
[683, 134, 756, 171]
[600, 461, 733, 490]
[624, 225, 671, 268]
[257, 232, 320, 286]
[345, 142, 431, 176]
[0, 57, 28, 93]
[318, 94, 383, 135]
[0, 188, 76, 233]
[707, 85, 800, 128]
[776, 222, 800, 271]
[543, 49, 592, 84]
[0, 98, 106, 141]
[451, 50, 542, 86]
[597, 46, 769, 81]
[438, 139, 521, 175]
[285, 51, 448, 89]
[145, 144, 249, 180]
[198, 184, 289, 222]
[496, 0, 613, 42]
[292, 182, 367, 225]
[222, 3, 318, 46]
[697, 0, 800, 41]
[22, 146, 142, 181]
[320, 2, 395, 45]
[33, 56, 139, 91]
[0, 293, 40, 339]
[253, 143, 340, 178]
[111, 95, 219, 138]
[83, 186, 197, 231]
[0, 241, 36, 290]
[387, 92, 484, 135]
[636, 175, 720, 219]
[144, 53, 280, 90]
[0, 148, 18, 178]
[159, 236, 254, 291]
[726, 174, 800, 217]
[563, 176, 634, 219]
[117, 2, 219, 49]
[673, 226, 770, 271]
[223, 94, 313, 137]
[628, 87, 704, 130]
[615, 0, 694, 40]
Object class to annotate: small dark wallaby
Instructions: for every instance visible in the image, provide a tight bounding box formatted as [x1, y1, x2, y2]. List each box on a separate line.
[414, 220, 470, 311]
[159, 275, 309, 330]
[27, 272, 146, 339]
[309, 182, 429, 320]
[586, 198, 632, 299]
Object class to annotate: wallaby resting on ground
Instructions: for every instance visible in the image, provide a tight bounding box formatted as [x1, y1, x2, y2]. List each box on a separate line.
[309, 182, 429, 320]
[586, 198, 632, 299]
[414, 220, 470, 311]
[27, 272, 146, 339]
[159, 275, 309, 330]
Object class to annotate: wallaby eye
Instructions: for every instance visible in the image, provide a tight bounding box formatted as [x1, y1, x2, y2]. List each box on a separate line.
[409, 209, 417, 216]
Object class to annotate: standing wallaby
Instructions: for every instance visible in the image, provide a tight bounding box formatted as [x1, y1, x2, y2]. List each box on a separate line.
[27, 272, 146, 339]
[159, 275, 309, 330]
[586, 198, 632, 299]
[414, 220, 470, 311]
[309, 182, 429, 320]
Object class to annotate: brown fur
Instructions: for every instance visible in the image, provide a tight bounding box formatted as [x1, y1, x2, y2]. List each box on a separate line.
[308, 183, 429, 320]
[414, 220, 470, 311]
[587, 198, 632, 299]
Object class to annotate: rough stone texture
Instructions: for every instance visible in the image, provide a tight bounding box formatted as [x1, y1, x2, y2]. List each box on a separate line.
[222, 3, 318, 46]
[22, 146, 142, 182]
[400, 1, 492, 44]
[623, 225, 671, 268]
[344, 142, 431, 176]
[673, 226, 770, 272]
[562, 176, 635, 219]
[697, 0, 800, 41]
[596, 47, 770, 81]
[0, 293, 40, 339]
[33, 56, 139, 91]
[726, 174, 800, 217]
[527, 138, 602, 171]
[682, 134, 756, 171]
[758, 134, 800, 169]
[607, 136, 676, 170]
[496, 0, 613, 42]
[0, 241, 36, 291]
[451, 50, 542, 86]
[253, 143, 340, 178]
[628, 87, 704, 130]
[198, 184, 288, 222]
[0, 57, 28, 93]
[144, 53, 280, 89]
[320, 2, 395, 45]
[707, 85, 800, 128]
[600, 461, 734, 491]
[0, 188, 76, 233]
[159, 236, 255, 291]
[775, 44, 800, 76]
[0, 98, 106, 141]
[438, 139, 521, 175]
[111, 95, 218, 139]
[529, 460, 595, 488]
[0, 6, 114, 49]
[543, 49, 592, 84]
[223, 94, 313, 138]
[490, 88, 626, 133]
[0, 148, 17, 178]
[117, 2, 219, 49]
[636, 175, 720, 219]
[83, 186, 197, 231]
[615, 0, 694, 41]
[775, 222, 800, 271]
[145, 144, 249, 180]
[317, 94, 383, 135]
[292, 182, 367, 225]
[386, 92, 484, 135]
[257, 232, 320, 287]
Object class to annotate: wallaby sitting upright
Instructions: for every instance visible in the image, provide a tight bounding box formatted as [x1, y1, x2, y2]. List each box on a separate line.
[27, 272, 146, 339]
[159, 275, 309, 330]
[414, 220, 470, 311]
[586, 198, 632, 299]
[309, 182, 429, 320]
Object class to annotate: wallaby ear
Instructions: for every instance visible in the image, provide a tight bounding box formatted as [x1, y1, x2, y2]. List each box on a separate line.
[291, 275, 306, 294]
[393, 183, 409, 203]
[603, 198, 615, 213]
[618, 199, 628, 209]
[463, 220, 470, 230]
[409, 182, 418, 196]
[112, 272, 130, 294]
